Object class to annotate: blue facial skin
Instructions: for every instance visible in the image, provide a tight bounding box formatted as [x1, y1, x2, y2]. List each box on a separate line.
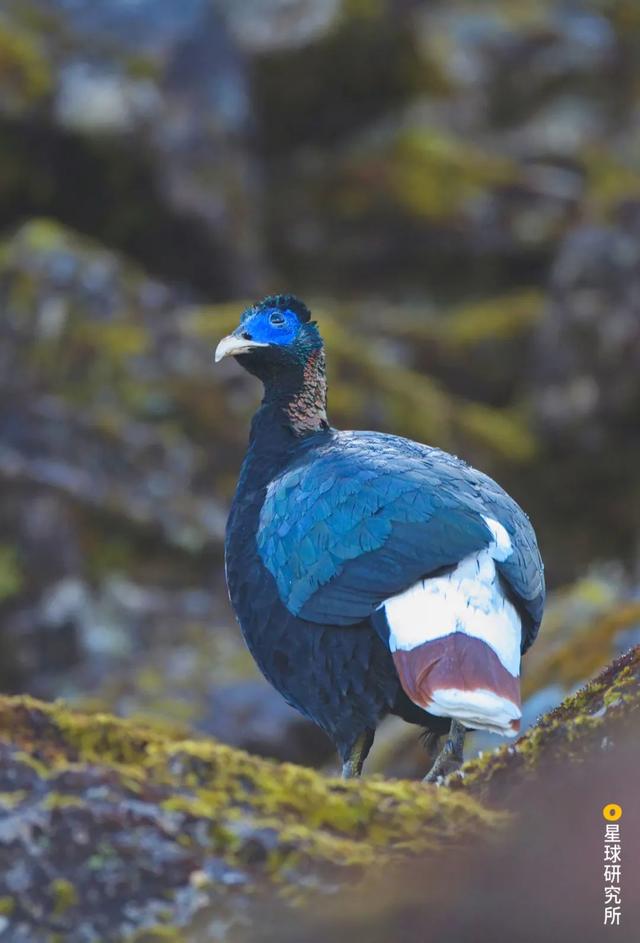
[237, 308, 302, 348]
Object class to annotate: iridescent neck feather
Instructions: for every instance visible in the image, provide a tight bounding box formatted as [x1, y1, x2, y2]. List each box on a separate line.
[285, 348, 328, 435]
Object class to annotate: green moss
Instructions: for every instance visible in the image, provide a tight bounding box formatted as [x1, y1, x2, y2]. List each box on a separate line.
[0, 646, 636, 933]
[12, 749, 54, 779]
[314, 314, 535, 460]
[74, 319, 149, 360]
[523, 601, 640, 697]
[0, 20, 52, 113]
[584, 147, 640, 210]
[253, 4, 447, 158]
[124, 52, 162, 82]
[0, 790, 27, 808]
[50, 878, 78, 917]
[11, 217, 63, 251]
[0, 694, 500, 877]
[441, 291, 544, 347]
[0, 897, 15, 917]
[42, 793, 86, 811]
[342, 0, 385, 18]
[0, 543, 23, 601]
[454, 645, 640, 798]
[607, 0, 640, 35]
[126, 928, 187, 943]
[457, 402, 536, 462]
[387, 129, 515, 221]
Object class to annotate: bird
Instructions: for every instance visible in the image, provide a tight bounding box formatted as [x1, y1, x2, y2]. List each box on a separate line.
[215, 295, 544, 781]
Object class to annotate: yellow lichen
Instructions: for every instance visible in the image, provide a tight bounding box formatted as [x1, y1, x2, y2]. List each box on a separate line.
[0, 897, 14, 917]
[387, 129, 516, 221]
[439, 291, 544, 347]
[0, 22, 52, 113]
[0, 693, 501, 876]
[584, 147, 640, 211]
[0, 790, 27, 808]
[523, 601, 640, 698]
[126, 928, 188, 943]
[0, 543, 23, 601]
[454, 646, 640, 797]
[50, 878, 78, 917]
[0, 643, 636, 931]
[42, 793, 86, 810]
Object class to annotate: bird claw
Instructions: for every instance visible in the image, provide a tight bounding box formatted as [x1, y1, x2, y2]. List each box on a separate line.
[423, 720, 466, 783]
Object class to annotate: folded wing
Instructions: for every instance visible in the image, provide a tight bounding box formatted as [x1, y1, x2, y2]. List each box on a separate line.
[257, 430, 544, 734]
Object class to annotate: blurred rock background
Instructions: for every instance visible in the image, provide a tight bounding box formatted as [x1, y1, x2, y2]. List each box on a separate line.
[0, 0, 639, 776]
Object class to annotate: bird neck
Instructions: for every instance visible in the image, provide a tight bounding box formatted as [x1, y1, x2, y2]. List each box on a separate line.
[260, 348, 329, 438]
[234, 348, 330, 496]
[238, 395, 330, 500]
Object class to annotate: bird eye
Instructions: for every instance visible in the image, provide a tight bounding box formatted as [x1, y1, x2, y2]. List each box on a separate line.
[269, 312, 285, 326]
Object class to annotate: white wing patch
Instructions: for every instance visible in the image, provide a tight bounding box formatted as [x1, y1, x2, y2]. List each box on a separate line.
[481, 515, 513, 561]
[381, 519, 521, 677]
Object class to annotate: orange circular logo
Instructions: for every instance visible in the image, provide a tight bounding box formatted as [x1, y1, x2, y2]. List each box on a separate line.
[602, 803, 622, 821]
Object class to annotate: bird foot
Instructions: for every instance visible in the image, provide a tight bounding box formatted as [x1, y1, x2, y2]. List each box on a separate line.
[341, 760, 359, 779]
[423, 746, 462, 783]
[423, 720, 466, 784]
[341, 728, 375, 779]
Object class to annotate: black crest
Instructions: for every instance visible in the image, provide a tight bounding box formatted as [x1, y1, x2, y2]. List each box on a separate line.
[256, 294, 312, 323]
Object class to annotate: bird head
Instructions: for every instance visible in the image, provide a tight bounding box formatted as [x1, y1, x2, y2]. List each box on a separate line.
[214, 295, 322, 382]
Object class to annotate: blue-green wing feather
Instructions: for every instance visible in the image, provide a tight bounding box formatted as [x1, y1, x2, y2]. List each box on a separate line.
[257, 431, 544, 650]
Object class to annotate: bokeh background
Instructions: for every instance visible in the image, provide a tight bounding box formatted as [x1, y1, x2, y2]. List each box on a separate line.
[1, 0, 640, 778]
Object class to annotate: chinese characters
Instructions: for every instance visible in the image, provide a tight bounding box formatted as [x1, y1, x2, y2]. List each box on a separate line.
[602, 804, 623, 927]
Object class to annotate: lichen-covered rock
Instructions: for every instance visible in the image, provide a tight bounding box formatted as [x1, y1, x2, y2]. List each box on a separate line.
[257, 0, 640, 296]
[518, 209, 640, 581]
[0, 17, 52, 114]
[0, 0, 639, 591]
[0, 695, 497, 942]
[4, 0, 640, 299]
[533, 212, 640, 446]
[0, 645, 638, 941]
[257, 655, 640, 943]
[0, 220, 234, 555]
[522, 594, 640, 701]
[451, 644, 640, 799]
[0, 0, 263, 295]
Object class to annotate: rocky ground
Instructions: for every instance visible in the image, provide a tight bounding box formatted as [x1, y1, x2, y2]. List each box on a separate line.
[1, 217, 639, 777]
[0, 2, 639, 937]
[0, 645, 637, 941]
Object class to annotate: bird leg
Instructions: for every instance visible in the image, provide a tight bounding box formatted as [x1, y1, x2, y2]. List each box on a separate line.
[423, 719, 466, 783]
[341, 729, 375, 779]
[420, 729, 444, 767]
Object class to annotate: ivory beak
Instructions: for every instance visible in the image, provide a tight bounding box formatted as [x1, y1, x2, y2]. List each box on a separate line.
[214, 334, 269, 363]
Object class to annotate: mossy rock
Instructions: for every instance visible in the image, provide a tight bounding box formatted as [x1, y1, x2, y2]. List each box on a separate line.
[0, 542, 23, 601]
[453, 644, 640, 800]
[522, 599, 640, 699]
[0, 694, 497, 941]
[253, 1, 447, 157]
[381, 128, 515, 222]
[0, 643, 638, 939]
[0, 17, 52, 115]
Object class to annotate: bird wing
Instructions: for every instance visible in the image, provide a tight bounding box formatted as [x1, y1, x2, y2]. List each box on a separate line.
[257, 431, 544, 651]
